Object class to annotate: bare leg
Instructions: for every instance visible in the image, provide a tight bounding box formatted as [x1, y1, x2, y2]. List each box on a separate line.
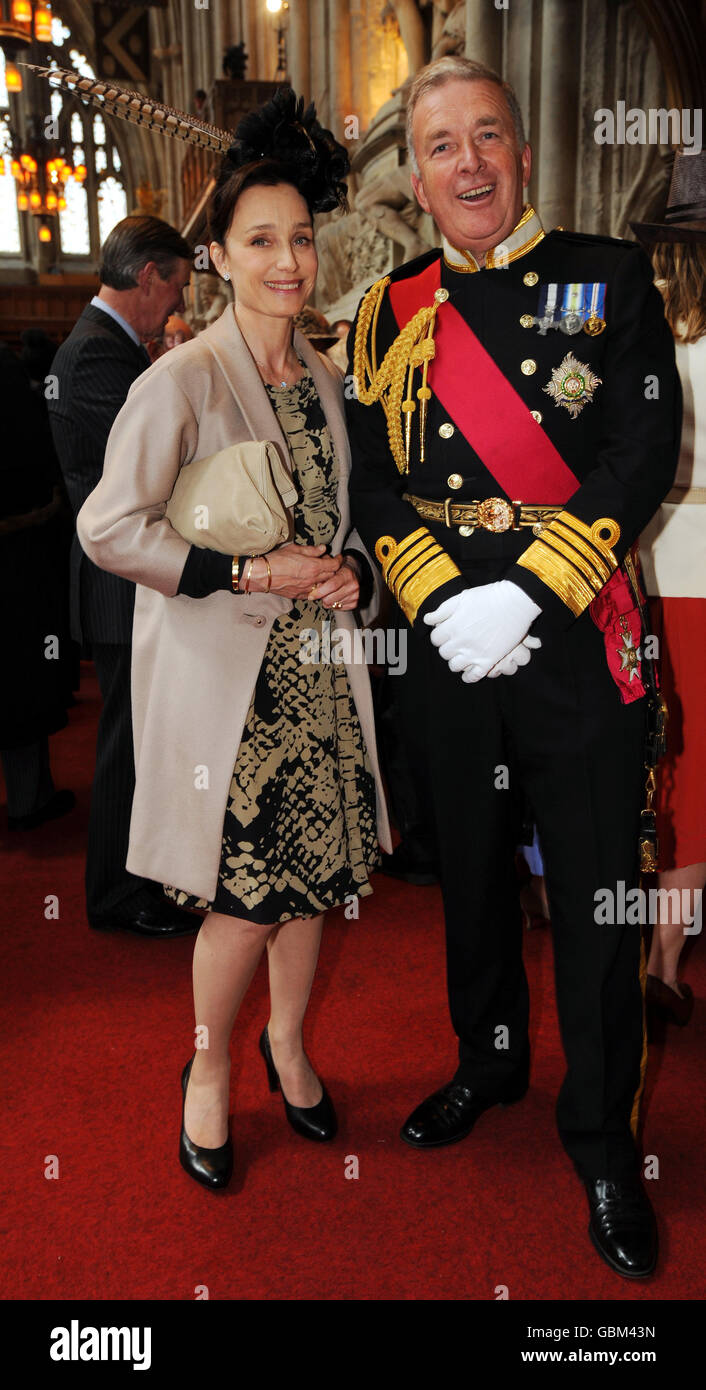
[185, 909, 274, 1147]
[265, 913, 326, 1108]
[647, 862, 706, 995]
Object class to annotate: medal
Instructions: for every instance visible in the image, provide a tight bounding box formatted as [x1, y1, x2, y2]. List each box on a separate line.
[543, 351, 602, 418]
[617, 620, 641, 681]
[583, 282, 607, 335]
[561, 311, 583, 334]
[535, 281, 559, 334]
[559, 283, 585, 335]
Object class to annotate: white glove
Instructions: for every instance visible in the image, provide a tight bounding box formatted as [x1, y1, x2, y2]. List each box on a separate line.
[487, 634, 542, 679]
[424, 581, 542, 682]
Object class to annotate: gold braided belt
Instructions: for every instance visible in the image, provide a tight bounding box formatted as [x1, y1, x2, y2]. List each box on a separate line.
[403, 493, 563, 535]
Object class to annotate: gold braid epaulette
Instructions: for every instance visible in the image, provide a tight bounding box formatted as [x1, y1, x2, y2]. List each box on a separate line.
[352, 275, 441, 475]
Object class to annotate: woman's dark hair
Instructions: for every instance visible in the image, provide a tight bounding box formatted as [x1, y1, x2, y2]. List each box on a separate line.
[208, 87, 349, 246]
[209, 159, 311, 245]
[99, 215, 192, 289]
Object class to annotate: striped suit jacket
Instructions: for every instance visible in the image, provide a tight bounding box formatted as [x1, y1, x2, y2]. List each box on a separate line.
[48, 303, 151, 644]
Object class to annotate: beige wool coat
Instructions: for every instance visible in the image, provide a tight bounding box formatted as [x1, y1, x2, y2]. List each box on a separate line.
[77, 304, 391, 901]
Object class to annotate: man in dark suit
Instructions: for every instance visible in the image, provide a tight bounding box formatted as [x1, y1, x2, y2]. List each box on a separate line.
[49, 215, 198, 937]
[347, 58, 681, 1277]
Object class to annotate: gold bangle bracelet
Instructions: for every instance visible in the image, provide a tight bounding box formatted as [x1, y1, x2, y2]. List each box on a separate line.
[231, 556, 239, 592]
[263, 555, 272, 593]
[244, 556, 255, 594]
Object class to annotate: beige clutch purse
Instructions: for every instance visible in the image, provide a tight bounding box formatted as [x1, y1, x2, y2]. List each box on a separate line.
[165, 440, 298, 554]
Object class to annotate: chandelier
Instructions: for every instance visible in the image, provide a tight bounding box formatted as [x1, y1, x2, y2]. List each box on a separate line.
[0, 1, 85, 241]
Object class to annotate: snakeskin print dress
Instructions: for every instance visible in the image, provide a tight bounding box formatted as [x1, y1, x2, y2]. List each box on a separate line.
[164, 365, 379, 923]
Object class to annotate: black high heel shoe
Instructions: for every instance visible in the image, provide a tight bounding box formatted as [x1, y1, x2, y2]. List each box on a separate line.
[179, 1055, 233, 1190]
[259, 1026, 337, 1142]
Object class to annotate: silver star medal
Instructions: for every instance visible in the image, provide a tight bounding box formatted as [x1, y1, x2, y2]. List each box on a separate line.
[544, 352, 602, 419]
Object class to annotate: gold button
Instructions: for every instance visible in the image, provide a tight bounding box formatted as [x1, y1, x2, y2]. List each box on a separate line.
[459, 524, 475, 537]
[523, 271, 538, 287]
[438, 422, 454, 439]
[530, 409, 543, 423]
[521, 359, 537, 376]
[434, 287, 449, 303]
[447, 473, 463, 490]
[520, 313, 534, 328]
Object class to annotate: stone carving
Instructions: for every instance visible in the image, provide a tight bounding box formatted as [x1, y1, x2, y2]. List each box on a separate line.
[355, 163, 431, 260]
[185, 271, 233, 335]
[431, 1, 466, 57]
[315, 210, 391, 311]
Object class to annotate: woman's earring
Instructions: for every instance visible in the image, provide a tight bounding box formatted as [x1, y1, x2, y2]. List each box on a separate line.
[223, 272, 230, 281]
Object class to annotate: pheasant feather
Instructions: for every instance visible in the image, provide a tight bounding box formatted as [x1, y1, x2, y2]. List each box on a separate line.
[22, 64, 232, 155]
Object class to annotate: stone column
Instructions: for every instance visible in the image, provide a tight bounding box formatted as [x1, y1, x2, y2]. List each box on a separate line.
[288, 0, 311, 98]
[536, 0, 579, 230]
[464, 0, 503, 68]
[349, 0, 369, 130]
[309, 0, 328, 121]
[179, 0, 195, 110]
[328, 0, 353, 139]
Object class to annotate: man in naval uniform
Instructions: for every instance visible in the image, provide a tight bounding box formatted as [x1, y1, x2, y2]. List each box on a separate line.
[346, 56, 681, 1279]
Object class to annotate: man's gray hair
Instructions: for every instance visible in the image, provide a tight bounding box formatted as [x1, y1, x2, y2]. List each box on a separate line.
[405, 56, 527, 177]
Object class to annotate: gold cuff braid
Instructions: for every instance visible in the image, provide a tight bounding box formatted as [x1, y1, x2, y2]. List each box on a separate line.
[517, 511, 621, 615]
[375, 528, 461, 623]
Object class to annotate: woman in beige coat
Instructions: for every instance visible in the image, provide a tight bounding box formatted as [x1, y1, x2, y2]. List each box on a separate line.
[77, 94, 390, 1191]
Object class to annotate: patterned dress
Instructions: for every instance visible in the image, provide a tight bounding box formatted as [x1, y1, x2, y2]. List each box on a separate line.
[164, 364, 379, 923]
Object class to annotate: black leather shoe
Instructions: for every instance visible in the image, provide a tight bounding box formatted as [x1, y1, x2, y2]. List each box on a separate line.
[585, 1177, 657, 1278]
[259, 1026, 337, 1142]
[179, 1056, 233, 1190]
[8, 789, 76, 831]
[401, 1076, 528, 1148]
[89, 901, 200, 937]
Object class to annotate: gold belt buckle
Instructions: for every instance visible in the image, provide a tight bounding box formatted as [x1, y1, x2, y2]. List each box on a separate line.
[477, 497, 515, 533]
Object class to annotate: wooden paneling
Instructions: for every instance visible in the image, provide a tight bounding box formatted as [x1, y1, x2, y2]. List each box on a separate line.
[0, 281, 99, 353]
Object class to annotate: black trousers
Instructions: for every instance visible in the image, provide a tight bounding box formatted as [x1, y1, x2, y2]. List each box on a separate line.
[86, 643, 144, 917]
[402, 594, 647, 1181]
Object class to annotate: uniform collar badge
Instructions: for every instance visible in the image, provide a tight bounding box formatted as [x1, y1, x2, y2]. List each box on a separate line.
[544, 352, 602, 418]
[442, 203, 545, 272]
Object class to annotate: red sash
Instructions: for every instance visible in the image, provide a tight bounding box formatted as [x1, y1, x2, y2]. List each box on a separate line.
[387, 259, 579, 503]
[387, 260, 646, 703]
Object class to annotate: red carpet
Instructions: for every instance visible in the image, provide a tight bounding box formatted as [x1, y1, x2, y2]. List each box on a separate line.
[2, 662, 704, 1301]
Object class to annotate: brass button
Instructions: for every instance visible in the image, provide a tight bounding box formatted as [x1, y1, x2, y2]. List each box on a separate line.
[434, 287, 449, 303]
[530, 409, 543, 423]
[447, 472, 463, 490]
[521, 358, 537, 376]
[520, 313, 534, 328]
[523, 271, 539, 287]
[438, 422, 455, 439]
[459, 524, 475, 537]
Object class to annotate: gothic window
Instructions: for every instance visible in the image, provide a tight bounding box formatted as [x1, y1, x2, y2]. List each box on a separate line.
[0, 53, 21, 255]
[98, 177, 128, 245]
[0, 13, 130, 263]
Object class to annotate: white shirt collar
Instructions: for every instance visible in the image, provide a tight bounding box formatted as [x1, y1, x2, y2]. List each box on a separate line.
[90, 295, 142, 347]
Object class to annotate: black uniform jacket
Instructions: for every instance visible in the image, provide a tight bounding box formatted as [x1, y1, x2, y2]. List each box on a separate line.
[346, 221, 682, 641]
